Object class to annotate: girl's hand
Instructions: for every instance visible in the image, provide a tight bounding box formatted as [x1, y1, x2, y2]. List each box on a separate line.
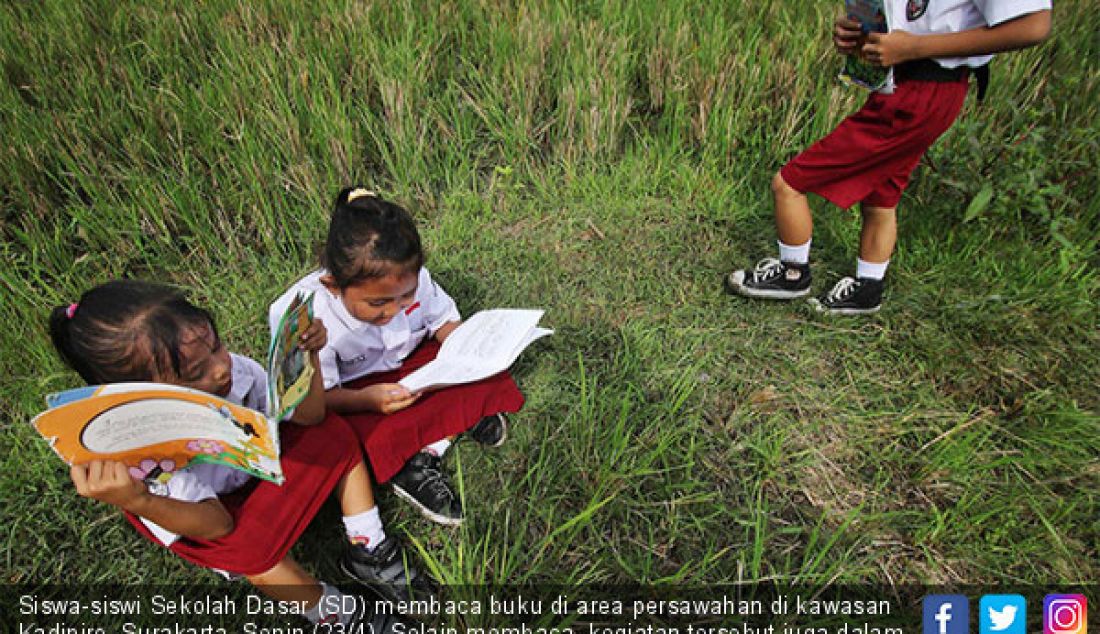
[834, 16, 864, 55]
[361, 383, 421, 414]
[298, 318, 328, 353]
[863, 30, 922, 67]
[70, 460, 148, 511]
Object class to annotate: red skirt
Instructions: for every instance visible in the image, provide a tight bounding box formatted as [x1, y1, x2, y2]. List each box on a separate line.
[125, 413, 361, 576]
[341, 340, 525, 483]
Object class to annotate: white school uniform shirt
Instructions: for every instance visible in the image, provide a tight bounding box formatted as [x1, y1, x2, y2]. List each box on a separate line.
[139, 353, 265, 546]
[269, 267, 461, 390]
[885, 0, 1051, 69]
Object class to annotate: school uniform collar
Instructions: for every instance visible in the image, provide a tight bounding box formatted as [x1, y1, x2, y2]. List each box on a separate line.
[227, 353, 255, 406]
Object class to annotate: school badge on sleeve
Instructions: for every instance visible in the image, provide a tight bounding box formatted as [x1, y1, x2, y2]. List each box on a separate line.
[906, 0, 929, 21]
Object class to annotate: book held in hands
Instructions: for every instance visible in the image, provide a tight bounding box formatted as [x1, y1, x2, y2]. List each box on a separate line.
[838, 0, 891, 91]
[31, 292, 317, 485]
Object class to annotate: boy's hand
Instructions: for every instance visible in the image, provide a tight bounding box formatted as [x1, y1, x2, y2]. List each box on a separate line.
[298, 317, 328, 353]
[360, 383, 421, 414]
[70, 461, 149, 511]
[863, 30, 921, 67]
[834, 16, 864, 55]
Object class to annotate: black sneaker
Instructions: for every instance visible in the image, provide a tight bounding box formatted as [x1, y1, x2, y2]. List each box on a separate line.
[725, 258, 812, 299]
[390, 452, 463, 526]
[808, 276, 883, 314]
[468, 413, 508, 447]
[340, 536, 435, 604]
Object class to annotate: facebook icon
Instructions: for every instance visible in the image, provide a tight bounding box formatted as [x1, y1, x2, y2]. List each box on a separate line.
[924, 595, 970, 634]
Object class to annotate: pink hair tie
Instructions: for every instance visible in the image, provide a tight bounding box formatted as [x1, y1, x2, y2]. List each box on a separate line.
[66, 303, 79, 319]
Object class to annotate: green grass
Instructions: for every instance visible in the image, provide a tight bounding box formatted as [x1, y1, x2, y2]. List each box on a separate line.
[1, 0, 1097, 627]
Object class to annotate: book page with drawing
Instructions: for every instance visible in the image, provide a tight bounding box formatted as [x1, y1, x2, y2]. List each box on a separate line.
[399, 309, 553, 393]
[29, 293, 320, 486]
[266, 291, 314, 421]
[34, 383, 285, 484]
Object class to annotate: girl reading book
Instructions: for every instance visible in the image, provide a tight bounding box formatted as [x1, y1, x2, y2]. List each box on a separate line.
[48, 280, 427, 628]
[269, 188, 525, 526]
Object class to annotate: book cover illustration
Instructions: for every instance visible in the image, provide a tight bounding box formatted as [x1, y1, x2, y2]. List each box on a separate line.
[838, 0, 890, 91]
[31, 292, 319, 485]
[266, 291, 315, 422]
[33, 383, 285, 484]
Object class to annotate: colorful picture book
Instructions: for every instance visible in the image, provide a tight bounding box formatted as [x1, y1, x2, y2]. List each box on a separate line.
[838, 0, 890, 91]
[267, 291, 315, 421]
[399, 309, 553, 393]
[31, 292, 316, 485]
[35, 384, 284, 483]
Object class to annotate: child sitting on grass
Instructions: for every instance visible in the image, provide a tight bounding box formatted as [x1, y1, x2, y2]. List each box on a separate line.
[270, 188, 524, 526]
[726, 0, 1051, 314]
[48, 280, 426, 629]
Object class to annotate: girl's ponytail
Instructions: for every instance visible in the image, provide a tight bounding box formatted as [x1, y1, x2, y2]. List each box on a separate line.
[48, 301, 97, 384]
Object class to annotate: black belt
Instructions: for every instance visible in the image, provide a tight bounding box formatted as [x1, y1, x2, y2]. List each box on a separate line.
[895, 59, 990, 100]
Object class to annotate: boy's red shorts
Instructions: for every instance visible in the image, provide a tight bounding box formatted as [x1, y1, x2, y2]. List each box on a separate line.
[780, 77, 968, 209]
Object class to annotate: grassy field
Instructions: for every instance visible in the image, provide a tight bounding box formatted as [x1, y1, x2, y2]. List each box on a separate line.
[1, 0, 1097, 624]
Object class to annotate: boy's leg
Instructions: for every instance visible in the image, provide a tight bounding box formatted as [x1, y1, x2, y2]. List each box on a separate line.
[774, 172, 813, 247]
[724, 172, 814, 299]
[858, 204, 897, 264]
[809, 203, 895, 314]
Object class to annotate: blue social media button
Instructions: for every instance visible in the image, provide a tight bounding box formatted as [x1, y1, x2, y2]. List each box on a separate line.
[980, 595, 1026, 634]
[925, 595, 970, 634]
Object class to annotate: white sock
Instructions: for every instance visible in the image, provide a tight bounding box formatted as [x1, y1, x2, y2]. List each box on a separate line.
[304, 583, 354, 626]
[856, 258, 889, 280]
[778, 239, 811, 264]
[423, 438, 451, 457]
[343, 506, 386, 550]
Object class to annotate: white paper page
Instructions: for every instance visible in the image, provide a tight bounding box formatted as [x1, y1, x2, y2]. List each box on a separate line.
[399, 359, 494, 393]
[398, 309, 550, 392]
[436, 309, 545, 366]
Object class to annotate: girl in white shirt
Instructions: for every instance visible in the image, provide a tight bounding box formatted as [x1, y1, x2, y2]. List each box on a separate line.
[271, 188, 525, 526]
[49, 280, 427, 629]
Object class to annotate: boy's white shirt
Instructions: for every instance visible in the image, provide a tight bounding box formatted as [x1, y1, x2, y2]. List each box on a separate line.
[879, 0, 1052, 93]
[139, 353, 263, 546]
[269, 267, 461, 391]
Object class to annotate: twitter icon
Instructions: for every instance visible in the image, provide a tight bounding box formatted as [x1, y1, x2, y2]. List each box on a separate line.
[981, 595, 1027, 634]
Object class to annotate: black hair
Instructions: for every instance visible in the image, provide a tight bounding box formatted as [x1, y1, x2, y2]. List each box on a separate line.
[48, 280, 220, 385]
[322, 187, 425, 289]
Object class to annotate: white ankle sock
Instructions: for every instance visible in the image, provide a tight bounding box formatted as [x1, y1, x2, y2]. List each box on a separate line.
[423, 438, 451, 457]
[778, 239, 811, 264]
[856, 258, 889, 280]
[304, 582, 354, 625]
[343, 506, 386, 550]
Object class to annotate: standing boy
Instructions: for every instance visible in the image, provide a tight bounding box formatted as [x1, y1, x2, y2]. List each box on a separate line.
[726, 0, 1052, 314]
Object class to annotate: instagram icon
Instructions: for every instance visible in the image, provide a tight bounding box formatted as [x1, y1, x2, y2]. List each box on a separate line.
[1044, 595, 1087, 634]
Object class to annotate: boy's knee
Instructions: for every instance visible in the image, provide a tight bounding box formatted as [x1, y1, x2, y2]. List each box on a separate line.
[771, 171, 798, 198]
[860, 204, 897, 221]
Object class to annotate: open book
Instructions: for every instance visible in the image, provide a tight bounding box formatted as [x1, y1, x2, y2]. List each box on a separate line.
[31, 293, 316, 485]
[399, 309, 553, 393]
[838, 0, 890, 91]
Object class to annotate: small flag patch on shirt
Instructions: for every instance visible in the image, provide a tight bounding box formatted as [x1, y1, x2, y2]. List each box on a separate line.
[404, 301, 421, 315]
